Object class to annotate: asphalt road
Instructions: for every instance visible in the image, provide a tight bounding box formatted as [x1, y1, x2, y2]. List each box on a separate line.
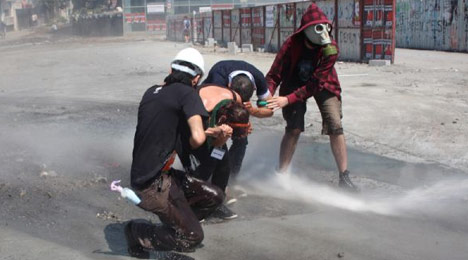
[0, 37, 467, 260]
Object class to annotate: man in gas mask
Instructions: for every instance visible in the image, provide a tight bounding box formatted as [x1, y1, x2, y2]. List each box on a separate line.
[265, 3, 358, 191]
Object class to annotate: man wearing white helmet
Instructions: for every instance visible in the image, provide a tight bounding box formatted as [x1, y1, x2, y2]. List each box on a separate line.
[125, 48, 232, 257]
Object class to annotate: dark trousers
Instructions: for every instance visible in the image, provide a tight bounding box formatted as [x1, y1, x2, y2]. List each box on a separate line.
[228, 136, 248, 180]
[129, 169, 224, 252]
[191, 143, 231, 193]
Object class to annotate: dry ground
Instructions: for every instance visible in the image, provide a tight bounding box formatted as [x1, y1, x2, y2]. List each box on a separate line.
[0, 35, 467, 260]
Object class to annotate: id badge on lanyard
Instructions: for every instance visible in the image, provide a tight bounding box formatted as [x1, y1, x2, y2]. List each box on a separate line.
[210, 147, 225, 160]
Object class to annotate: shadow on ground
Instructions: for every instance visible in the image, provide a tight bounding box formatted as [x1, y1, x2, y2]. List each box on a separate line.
[99, 221, 195, 260]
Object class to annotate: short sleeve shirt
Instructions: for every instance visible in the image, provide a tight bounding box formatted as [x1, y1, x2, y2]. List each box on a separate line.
[203, 60, 270, 100]
[131, 83, 208, 190]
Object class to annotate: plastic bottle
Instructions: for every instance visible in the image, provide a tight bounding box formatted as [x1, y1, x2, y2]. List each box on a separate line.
[110, 180, 141, 205]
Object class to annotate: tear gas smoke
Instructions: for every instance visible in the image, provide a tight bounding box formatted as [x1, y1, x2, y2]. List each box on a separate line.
[245, 173, 468, 217]
[0, 124, 134, 179]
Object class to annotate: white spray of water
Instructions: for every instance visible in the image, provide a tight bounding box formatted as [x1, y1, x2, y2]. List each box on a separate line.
[247, 173, 468, 217]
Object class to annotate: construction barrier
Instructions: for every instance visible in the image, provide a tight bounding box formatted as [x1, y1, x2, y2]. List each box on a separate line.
[396, 0, 468, 52]
[166, 0, 396, 63]
[73, 13, 124, 37]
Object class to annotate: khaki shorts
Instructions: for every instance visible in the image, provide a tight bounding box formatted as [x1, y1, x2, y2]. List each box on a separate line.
[282, 89, 343, 135]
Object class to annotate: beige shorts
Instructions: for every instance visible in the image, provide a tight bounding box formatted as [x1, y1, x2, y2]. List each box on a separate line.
[282, 89, 343, 135]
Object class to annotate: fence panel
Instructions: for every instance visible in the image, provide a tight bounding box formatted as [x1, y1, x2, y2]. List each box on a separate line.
[338, 0, 361, 61]
[222, 10, 231, 45]
[203, 14, 212, 42]
[146, 2, 166, 34]
[165, 0, 399, 62]
[213, 11, 222, 45]
[123, 7, 146, 33]
[295, 1, 309, 28]
[231, 9, 241, 46]
[279, 3, 295, 45]
[315, 0, 336, 27]
[265, 5, 279, 52]
[252, 7, 265, 50]
[396, 0, 468, 52]
[177, 17, 186, 42]
[240, 8, 252, 45]
[194, 14, 204, 44]
[362, 0, 395, 62]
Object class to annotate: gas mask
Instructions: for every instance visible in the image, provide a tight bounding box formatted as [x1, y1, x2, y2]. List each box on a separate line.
[304, 23, 332, 46]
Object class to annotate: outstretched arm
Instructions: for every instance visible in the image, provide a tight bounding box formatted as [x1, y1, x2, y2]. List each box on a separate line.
[244, 97, 274, 118]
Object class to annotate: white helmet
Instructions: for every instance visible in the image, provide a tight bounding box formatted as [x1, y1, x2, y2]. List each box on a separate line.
[171, 47, 205, 77]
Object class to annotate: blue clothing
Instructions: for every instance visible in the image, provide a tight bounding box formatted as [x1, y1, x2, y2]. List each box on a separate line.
[203, 60, 270, 100]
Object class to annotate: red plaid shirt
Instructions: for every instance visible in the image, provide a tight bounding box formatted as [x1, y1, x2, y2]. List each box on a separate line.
[266, 3, 341, 104]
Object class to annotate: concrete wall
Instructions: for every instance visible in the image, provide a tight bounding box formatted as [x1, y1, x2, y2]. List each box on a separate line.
[167, 0, 397, 62]
[396, 0, 468, 52]
[337, 0, 361, 61]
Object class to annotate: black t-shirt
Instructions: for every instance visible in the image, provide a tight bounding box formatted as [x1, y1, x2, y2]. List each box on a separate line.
[131, 82, 208, 190]
[291, 47, 319, 88]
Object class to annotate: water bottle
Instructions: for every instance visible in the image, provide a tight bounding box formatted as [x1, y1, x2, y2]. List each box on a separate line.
[110, 180, 141, 205]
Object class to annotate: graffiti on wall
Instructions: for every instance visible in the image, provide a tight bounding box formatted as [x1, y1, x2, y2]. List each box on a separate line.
[338, 0, 357, 28]
[295, 2, 306, 27]
[279, 3, 296, 45]
[338, 28, 361, 60]
[166, 0, 399, 62]
[396, 0, 468, 52]
[316, 1, 336, 26]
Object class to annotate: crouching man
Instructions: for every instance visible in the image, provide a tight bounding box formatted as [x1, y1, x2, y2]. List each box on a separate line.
[125, 48, 228, 258]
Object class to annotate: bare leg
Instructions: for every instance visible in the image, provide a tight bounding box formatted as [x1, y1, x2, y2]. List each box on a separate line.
[329, 134, 347, 173]
[330, 134, 358, 191]
[278, 129, 302, 173]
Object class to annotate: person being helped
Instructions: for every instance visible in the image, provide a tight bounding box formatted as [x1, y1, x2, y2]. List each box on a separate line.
[202, 60, 273, 182]
[125, 48, 231, 258]
[179, 84, 251, 220]
[265, 3, 358, 192]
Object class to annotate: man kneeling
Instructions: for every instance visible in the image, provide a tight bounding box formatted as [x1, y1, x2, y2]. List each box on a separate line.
[125, 48, 229, 258]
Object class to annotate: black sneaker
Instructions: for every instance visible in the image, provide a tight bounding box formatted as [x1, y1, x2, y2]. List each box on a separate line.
[211, 204, 238, 220]
[339, 170, 359, 192]
[124, 221, 150, 259]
